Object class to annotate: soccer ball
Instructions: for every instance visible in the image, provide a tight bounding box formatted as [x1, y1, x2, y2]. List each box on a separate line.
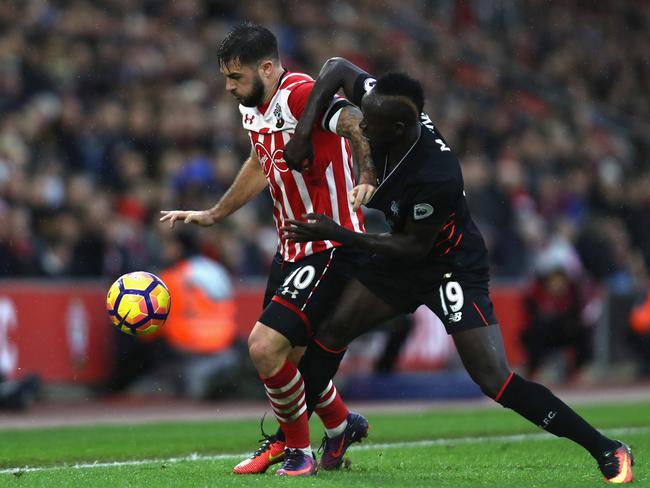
[106, 271, 171, 336]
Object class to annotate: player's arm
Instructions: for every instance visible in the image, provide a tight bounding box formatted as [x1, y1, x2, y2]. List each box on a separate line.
[284, 57, 370, 170]
[160, 147, 267, 228]
[295, 57, 369, 139]
[283, 213, 437, 260]
[334, 106, 377, 208]
[282, 180, 457, 259]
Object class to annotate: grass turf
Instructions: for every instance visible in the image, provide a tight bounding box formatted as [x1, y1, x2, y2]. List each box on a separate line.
[0, 402, 647, 487]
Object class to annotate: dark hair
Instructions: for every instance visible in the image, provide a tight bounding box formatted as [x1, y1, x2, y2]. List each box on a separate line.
[374, 72, 425, 114]
[217, 22, 279, 68]
[173, 230, 200, 258]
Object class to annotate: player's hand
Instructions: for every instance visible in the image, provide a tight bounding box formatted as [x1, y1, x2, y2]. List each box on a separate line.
[349, 183, 376, 211]
[159, 210, 216, 228]
[283, 135, 314, 172]
[281, 214, 342, 242]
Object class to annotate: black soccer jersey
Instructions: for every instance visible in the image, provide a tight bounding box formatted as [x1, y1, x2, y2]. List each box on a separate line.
[352, 73, 490, 285]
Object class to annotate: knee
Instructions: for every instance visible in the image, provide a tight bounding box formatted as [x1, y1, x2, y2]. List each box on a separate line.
[248, 329, 285, 377]
[467, 360, 512, 399]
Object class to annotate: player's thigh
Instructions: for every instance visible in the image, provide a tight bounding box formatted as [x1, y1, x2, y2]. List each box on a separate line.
[317, 278, 400, 349]
[259, 249, 353, 348]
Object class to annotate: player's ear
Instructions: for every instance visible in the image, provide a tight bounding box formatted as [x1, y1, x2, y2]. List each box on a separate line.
[258, 59, 275, 78]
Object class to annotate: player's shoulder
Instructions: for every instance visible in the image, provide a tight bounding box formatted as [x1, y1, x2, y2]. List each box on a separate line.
[409, 130, 462, 185]
[280, 72, 314, 91]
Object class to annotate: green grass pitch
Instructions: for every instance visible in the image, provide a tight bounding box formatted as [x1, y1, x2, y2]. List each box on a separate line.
[0, 402, 647, 487]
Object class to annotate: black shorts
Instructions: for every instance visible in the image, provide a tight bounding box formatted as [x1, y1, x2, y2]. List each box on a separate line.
[260, 248, 366, 346]
[357, 259, 496, 335]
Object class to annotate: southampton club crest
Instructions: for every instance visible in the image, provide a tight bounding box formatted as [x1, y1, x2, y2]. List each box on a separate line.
[273, 103, 285, 128]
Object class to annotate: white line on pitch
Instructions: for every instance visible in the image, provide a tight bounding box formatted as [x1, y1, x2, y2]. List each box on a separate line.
[1, 426, 647, 475]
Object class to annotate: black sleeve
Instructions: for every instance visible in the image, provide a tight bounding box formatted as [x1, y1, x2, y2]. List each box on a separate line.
[321, 97, 354, 133]
[351, 73, 377, 107]
[404, 179, 462, 230]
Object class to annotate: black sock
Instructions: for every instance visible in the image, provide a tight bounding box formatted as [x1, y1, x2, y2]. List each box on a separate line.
[497, 374, 617, 459]
[299, 341, 347, 411]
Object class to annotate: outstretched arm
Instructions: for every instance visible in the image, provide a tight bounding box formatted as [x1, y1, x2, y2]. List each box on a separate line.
[160, 147, 267, 228]
[282, 213, 437, 261]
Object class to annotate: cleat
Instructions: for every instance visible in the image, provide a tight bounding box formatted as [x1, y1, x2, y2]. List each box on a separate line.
[233, 415, 286, 474]
[276, 449, 317, 476]
[599, 441, 634, 484]
[233, 435, 285, 474]
[319, 412, 369, 470]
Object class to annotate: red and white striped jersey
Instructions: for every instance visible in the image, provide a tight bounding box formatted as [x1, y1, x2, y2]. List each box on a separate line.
[240, 71, 365, 262]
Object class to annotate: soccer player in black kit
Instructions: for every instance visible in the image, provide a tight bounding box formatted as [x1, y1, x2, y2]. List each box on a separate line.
[281, 58, 634, 484]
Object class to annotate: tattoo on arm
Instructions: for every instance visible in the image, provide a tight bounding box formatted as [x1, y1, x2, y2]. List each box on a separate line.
[337, 106, 376, 185]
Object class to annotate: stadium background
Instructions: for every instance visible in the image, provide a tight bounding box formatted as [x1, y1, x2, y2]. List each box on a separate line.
[0, 0, 649, 409]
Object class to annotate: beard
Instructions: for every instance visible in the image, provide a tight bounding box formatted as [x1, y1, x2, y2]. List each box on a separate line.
[238, 75, 266, 107]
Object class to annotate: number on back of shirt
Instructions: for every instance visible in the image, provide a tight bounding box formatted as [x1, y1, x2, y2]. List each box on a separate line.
[435, 139, 451, 152]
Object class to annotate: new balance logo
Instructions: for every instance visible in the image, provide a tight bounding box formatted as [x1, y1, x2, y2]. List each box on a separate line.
[244, 114, 255, 125]
[448, 312, 463, 323]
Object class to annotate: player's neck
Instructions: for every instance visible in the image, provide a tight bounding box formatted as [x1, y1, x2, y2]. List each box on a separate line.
[262, 67, 287, 105]
[387, 124, 421, 166]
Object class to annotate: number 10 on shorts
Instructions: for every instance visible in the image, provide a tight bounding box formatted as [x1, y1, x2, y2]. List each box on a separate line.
[439, 281, 464, 323]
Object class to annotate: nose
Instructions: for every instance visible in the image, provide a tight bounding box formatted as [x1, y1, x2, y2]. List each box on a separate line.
[225, 79, 236, 93]
[359, 119, 367, 130]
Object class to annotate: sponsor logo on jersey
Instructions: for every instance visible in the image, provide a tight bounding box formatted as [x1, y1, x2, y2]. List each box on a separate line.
[255, 143, 288, 176]
[244, 114, 255, 125]
[413, 203, 434, 220]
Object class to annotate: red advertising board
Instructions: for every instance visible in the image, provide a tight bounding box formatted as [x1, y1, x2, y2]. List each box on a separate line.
[0, 282, 113, 383]
[0, 281, 526, 383]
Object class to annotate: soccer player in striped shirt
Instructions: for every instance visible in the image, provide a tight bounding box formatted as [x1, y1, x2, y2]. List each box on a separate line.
[161, 24, 374, 476]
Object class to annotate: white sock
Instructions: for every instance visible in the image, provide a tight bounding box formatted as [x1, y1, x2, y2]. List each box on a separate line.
[325, 419, 348, 438]
[298, 447, 312, 457]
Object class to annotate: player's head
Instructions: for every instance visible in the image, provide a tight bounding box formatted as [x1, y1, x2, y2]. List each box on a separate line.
[217, 22, 281, 107]
[360, 72, 424, 148]
[162, 230, 200, 266]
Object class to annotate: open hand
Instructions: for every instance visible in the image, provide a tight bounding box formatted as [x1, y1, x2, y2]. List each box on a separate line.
[281, 213, 343, 242]
[159, 210, 216, 228]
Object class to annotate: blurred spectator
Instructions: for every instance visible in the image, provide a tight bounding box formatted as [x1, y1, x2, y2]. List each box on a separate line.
[0, 0, 646, 290]
[521, 267, 592, 382]
[629, 291, 650, 377]
[106, 230, 244, 400]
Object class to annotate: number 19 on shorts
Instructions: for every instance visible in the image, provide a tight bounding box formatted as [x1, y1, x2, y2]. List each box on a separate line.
[439, 281, 464, 323]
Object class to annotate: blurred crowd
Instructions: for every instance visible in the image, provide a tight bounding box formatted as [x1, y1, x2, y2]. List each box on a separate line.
[0, 0, 648, 290]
